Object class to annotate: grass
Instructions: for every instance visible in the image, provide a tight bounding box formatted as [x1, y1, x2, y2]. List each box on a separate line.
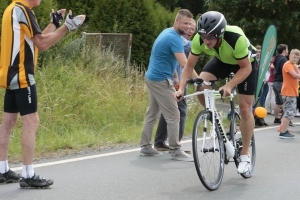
[1, 45, 232, 163]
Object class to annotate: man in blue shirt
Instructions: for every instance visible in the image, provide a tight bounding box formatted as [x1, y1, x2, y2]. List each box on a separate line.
[140, 9, 197, 161]
[154, 20, 196, 153]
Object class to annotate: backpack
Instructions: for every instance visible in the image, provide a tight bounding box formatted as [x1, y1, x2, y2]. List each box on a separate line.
[254, 115, 268, 127]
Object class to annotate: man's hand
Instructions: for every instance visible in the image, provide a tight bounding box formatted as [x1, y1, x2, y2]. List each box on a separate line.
[64, 10, 86, 31]
[50, 9, 66, 28]
[173, 77, 179, 90]
[174, 89, 184, 102]
[218, 84, 232, 97]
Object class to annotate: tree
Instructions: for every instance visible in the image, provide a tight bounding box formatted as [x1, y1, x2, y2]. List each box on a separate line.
[55, 0, 96, 18]
[0, 0, 12, 37]
[176, 0, 206, 16]
[33, 0, 57, 29]
[155, 0, 179, 11]
[205, 0, 300, 49]
[88, 0, 175, 68]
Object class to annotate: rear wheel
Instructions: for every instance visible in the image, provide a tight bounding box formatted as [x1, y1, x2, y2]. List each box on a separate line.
[231, 112, 256, 178]
[192, 110, 225, 191]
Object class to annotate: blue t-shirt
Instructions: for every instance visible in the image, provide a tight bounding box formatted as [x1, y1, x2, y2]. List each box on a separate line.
[176, 36, 191, 81]
[145, 28, 184, 81]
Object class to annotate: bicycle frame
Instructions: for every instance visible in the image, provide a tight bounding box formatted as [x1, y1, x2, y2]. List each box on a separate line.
[184, 81, 235, 158]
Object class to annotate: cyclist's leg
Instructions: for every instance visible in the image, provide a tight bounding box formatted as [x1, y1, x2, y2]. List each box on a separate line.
[238, 94, 255, 156]
[235, 60, 256, 156]
[234, 61, 256, 174]
[198, 57, 230, 106]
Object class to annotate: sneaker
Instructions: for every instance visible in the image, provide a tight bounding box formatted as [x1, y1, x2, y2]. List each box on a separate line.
[237, 155, 251, 174]
[274, 118, 281, 124]
[170, 147, 193, 162]
[168, 149, 191, 154]
[140, 146, 163, 156]
[184, 150, 191, 154]
[154, 143, 170, 151]
[19, 174, 53, 189]
[279, 131, 295, 139]
[0, 169, 21, 184]
[277, 125, 290, 133]
[289, 121, 294, 127]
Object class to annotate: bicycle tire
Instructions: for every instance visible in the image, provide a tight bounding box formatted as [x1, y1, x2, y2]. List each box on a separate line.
[192, 110, 225, 191]
[231, 112, 256, 178]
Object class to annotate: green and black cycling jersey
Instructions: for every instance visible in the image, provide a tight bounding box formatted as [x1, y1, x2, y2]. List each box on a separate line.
[191, 25, 256, 64]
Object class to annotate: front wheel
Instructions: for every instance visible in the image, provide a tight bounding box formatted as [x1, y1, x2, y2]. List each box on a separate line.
[231, 112, 256, 178]
[192, 110, 225, 191]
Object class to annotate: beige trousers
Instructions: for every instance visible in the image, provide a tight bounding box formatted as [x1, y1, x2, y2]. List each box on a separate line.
[140, 78, 181, 149]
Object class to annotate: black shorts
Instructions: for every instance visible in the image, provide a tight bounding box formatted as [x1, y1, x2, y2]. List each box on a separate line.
[202, 56, 256, 95]
[4, 84, 37, 116]
[273, 82, 283, 105]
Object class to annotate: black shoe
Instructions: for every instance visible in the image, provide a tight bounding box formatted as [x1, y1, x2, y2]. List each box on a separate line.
[154, 143, 170, 151]
[255, 117, 265, 126]
[274, 118, 281, 124]
[279, 131, 295, 139]
[289, 121, 295, 127]
[19, 174, 53, 189]
[0, 169, 21, 184]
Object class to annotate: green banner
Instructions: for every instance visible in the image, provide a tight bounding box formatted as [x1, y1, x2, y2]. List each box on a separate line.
[255, 25, 277, 100]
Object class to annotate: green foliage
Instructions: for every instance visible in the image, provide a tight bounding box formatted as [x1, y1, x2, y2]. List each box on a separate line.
[3, 47, 149, 161]
[205, 0, 300, 49]
[0, 0, 12, 37]
[55, 0, 96, 17]
[87, 0, 175, 68]
[155, 0, 179, 10]
[156, 0, 205, 17]
[33, 0, 57, 30]
[2, 44, 202, 161]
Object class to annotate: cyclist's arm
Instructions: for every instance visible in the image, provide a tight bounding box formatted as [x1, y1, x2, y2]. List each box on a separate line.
[179, 54, 200, 90]
[226, 57, 252, 89]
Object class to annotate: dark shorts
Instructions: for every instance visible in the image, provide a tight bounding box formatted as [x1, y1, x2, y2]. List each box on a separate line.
[202, 57, 256, 95]
[273, 82, 283, 105]
[4, 84, 37, 116]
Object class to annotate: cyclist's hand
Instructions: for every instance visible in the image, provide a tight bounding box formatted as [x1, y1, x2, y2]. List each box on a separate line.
[50, 9, 66, 28]
[64, 10, 86, 31]
[174, 90, 183, 102]
[219, 85, 231, 97]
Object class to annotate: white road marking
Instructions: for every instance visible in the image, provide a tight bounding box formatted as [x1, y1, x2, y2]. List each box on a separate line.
[10, 124, 286, 171]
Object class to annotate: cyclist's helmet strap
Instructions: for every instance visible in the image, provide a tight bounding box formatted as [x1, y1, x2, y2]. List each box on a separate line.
[197, 11, 227, 38]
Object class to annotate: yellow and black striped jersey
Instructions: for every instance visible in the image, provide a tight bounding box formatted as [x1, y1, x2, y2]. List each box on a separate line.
[0, 0, 42, 89]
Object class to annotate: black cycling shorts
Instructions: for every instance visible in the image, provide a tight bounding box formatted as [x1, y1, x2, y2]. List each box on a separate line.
[4, 84, 37, 116]
[202, 56, 256, 95]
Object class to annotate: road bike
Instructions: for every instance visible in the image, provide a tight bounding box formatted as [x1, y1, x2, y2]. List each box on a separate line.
[183, 74, 256, 191]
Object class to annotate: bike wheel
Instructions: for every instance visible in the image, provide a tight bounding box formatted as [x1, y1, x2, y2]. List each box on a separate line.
[192, 110, 225, 191]
[231, 112, 256, 178]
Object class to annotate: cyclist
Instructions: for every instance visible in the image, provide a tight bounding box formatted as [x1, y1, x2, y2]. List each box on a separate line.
[174, 11, 257, 174]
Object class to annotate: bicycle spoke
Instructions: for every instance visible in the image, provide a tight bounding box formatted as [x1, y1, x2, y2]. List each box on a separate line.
[192, 111, 224, 191]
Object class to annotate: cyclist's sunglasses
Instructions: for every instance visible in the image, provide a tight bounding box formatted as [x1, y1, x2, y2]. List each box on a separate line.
[200, 34, 217, 41]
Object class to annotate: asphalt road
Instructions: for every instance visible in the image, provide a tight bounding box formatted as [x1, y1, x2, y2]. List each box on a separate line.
[1, 101, 300, 200]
